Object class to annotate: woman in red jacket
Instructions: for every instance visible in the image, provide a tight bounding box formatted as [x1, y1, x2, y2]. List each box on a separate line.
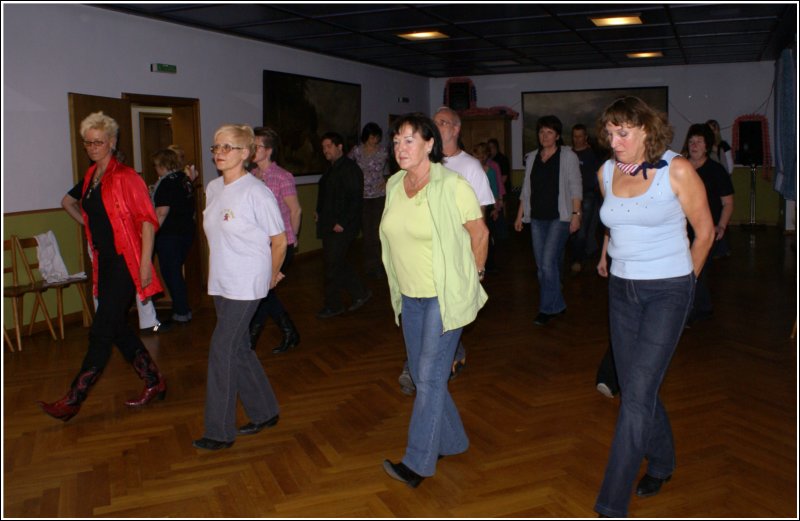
[41, 111, 167, 421]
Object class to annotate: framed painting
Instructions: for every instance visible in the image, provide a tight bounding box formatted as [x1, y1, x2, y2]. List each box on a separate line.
[521, 86, 668, 157]
[263, 70, 361, 177]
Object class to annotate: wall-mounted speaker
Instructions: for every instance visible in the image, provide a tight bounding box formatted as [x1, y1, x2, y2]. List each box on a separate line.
[736, 120, 764, 166]
[447, 82, 471, 111]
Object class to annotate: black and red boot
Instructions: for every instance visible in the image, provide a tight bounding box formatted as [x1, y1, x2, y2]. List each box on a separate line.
[125, 348, 167, 407]
[38, 367, 102, 421]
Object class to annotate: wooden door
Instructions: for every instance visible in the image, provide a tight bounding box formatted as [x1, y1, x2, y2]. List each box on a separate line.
[459, 115, 511, 160]
[68, 93, 133, 184]
[123, 93, 207, 310]
[139, 113, 174, 188]
[67, 93, 134, 278]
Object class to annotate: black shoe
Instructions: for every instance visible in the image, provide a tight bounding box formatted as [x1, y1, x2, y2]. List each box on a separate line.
[237, 415, 280, 435]
[348, 289, 373, 312]
[382, 460, 424, 488]
[316, 307, 345, 319]
[635, 474, 671, 498]
[192, 437, 234, 450]
[534, 309, 565, 326]
[272, 313, 300, 354]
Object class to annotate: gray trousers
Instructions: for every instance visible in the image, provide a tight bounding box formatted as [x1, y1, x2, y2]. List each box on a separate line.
[203, 296, 280, 441]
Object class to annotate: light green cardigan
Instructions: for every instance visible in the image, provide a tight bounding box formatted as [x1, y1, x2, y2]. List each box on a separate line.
[380, 162, 488, 332]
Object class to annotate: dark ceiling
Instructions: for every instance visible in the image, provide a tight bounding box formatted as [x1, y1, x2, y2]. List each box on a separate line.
[98, 3, 796, 78]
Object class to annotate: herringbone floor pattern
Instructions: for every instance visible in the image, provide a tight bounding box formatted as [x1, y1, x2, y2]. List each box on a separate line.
[3, 226, 796, 518]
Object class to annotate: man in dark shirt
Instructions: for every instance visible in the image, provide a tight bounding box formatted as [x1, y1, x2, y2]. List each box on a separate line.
[568, 124, 600, 273]
[315, 132, 371, 318]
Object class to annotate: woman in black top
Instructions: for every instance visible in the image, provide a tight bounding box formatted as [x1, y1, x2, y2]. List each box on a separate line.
[152, 148, 195, 322]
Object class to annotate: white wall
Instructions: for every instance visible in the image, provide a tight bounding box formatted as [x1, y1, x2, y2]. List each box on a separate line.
[2, 4, 429, 213]
[429, 62, 777, 169]
[2, 4, 780, 214]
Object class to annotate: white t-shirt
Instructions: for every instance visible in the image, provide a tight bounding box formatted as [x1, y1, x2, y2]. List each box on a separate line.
[443, 150, 495, 206]
[203, 174, 285, 300]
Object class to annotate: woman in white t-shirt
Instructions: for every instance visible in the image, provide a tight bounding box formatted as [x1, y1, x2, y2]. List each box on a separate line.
[192, 124, 288, 451]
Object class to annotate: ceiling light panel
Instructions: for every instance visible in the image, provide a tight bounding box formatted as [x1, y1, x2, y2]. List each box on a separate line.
[590, 15, 643, 27]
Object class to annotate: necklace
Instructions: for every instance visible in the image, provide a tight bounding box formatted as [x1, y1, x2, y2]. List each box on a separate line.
[92, 168, 105, 189]
[406, 171, 429, 190]
[86, 168, 105, 198]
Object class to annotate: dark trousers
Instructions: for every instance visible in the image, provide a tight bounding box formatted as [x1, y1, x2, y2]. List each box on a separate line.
[690, 259, 713, 318]
[81, 253, 146, 371]
[596, 343, 619, 394]
[204, 296, 280, 442]
[362, 196, 385, 274]
[595, 273, 695, 518]
[251, 245, 294, 326]
[322, 231, 367, 311]
[155, 233, 193, 315]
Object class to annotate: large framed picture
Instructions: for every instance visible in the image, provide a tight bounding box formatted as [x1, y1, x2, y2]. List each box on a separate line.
[521, 86, 668, 158]
[263, 70, 361, 177]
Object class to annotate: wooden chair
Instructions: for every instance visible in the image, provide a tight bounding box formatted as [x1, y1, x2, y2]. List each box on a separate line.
[14, 235, 93, 341]
[3, 235, 93, 351]
[3, 236, 57, 351]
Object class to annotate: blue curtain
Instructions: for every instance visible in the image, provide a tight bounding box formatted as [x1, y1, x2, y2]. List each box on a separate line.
[773, 47, 796, 201]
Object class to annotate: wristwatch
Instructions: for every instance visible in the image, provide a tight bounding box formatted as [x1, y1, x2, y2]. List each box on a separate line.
[478, 268, 486, 278]
[572, 211, 581, 216]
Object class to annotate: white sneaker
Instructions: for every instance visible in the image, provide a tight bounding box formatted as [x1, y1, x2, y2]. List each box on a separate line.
[596, 382, 616, 398]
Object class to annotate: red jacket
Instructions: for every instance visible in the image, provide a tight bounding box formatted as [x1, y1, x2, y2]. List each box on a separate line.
[81, 156, 163, 300]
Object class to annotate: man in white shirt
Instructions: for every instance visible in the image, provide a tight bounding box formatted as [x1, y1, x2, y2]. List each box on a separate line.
[435, 106, 495, 207]
[397, 106, 495, 395]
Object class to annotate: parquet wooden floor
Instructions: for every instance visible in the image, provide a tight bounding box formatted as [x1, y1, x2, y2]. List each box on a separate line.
[3, 225, 796, 518]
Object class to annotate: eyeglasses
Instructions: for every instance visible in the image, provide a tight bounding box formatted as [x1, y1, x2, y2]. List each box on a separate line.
[210, 144, 246, 154]
[83, 140, 107, 148]
[255, 144, 269, 149]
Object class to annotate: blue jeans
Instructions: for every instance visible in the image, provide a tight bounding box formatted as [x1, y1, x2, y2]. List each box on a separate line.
[570, 193, 600, 263]
[401, 296, 469, 476]
[595, 273, 695, 518]
[530, 219, 570, 314]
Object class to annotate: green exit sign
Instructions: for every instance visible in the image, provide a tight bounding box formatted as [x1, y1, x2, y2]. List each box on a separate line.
[150, 63, 177, 74]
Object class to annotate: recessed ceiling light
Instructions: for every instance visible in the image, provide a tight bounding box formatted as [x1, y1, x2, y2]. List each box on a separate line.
[397, 31, 449, 41]
[627, 51, 663, 59]
[590, 15, 643, 27]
